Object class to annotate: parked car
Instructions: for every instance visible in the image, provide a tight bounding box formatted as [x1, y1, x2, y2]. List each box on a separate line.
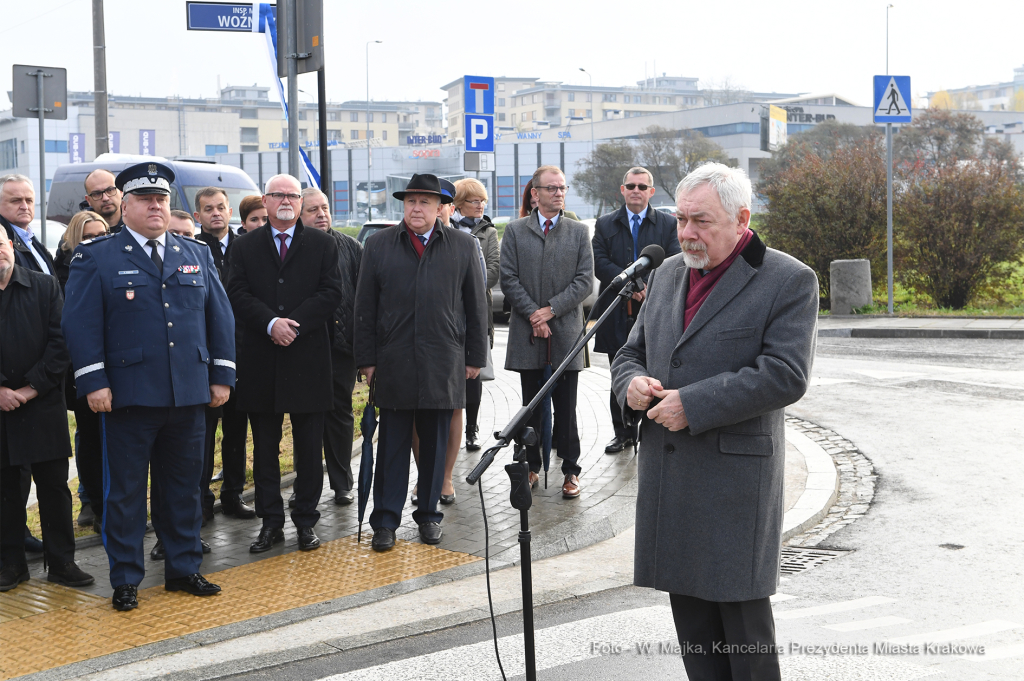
[30, 219, 69, 254]
[47, 154, 260, 226]
[491, 217, 599, 323]
[655, 204, 677, 217]
[355, 220, 400, 244]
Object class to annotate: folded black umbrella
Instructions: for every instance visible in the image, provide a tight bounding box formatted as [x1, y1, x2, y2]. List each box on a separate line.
[357, 378, 377, 543]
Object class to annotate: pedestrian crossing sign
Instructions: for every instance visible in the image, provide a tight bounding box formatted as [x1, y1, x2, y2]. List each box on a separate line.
[874, 76, 912, 123]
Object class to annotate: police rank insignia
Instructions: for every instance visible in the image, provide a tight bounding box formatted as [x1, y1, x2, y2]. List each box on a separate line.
[172, 245, 181, 252]
[125, 244, 133, 252]
[148, 164, 157, 175]
[126, 289, 135, 300]
[178, 265, 200, 274]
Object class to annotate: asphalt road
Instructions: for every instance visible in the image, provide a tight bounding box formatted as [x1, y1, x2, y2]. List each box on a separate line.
[223, 338, 1024, 681]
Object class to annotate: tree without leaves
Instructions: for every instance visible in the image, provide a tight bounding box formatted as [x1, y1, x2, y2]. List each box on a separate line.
[895, 159, 1024, 309]
[700, 77, 752, 106]
[894, 108, 984, 168]
[758, 138, 889, 301]
[574, 140, 637, 216]
[635, 125, 732, 198]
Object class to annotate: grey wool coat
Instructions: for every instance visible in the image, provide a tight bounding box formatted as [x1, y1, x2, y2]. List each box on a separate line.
[610, 232, 818, 602]
[499, 210, 594, 371]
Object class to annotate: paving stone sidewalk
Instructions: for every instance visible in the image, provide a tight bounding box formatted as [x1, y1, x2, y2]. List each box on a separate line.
[818, 315, 1024, 338]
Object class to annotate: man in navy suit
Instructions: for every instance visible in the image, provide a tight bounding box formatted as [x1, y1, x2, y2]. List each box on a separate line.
[62, 162, 236, 611]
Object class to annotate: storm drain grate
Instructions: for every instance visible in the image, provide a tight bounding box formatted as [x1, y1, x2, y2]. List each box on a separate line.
[780, 547, 850, 575]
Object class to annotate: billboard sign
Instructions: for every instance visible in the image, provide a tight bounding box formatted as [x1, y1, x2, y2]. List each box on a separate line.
[69, 133, 85, 163]
[139, 129, 155, 156]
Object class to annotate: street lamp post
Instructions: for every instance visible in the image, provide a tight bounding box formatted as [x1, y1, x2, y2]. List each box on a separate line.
[886, 3, 894, 314]
[886, 4, 894, 74]
[366, 40, 382, 220]
[579, 67, 595, 155]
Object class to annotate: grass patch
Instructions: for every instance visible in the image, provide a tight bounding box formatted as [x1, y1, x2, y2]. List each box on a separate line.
[24, 382, 373, 541]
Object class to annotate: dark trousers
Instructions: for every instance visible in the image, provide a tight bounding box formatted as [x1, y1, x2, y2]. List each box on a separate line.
[200, 390, 249, 508]
[324, 350, 356, 493]
[371, 408, 452, 530]
[250, 411, 324, 529]
[1, 442, 75, 568]
[607, 353, 630, 438]
[101, 405, 205, 586]
[669, 593, 781, 681]
[72, 399, 104, 518]
[465, 375, 482, 428]
[519, 369, 581, 477]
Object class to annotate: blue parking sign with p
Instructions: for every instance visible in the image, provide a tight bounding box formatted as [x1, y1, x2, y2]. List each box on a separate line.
[465, 115, 494, 152]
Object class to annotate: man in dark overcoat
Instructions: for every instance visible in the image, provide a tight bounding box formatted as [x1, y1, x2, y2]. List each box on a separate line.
[226, 174, 343, 554]
[354, 173, 487, 552]
[299, 187, 361, 506]
[592, 166, 680, 454]
[611, 163, 818, 681]
[0, 228, 94, 592]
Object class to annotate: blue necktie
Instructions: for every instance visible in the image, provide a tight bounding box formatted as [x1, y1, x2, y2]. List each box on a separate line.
[630, 214, 641, 261]
[417, 234, 428, 247]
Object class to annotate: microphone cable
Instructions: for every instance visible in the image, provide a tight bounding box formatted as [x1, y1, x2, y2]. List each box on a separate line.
[478, 479, 508, 681]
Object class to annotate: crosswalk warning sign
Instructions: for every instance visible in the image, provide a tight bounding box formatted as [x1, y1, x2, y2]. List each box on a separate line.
[873, 76, 912, 123]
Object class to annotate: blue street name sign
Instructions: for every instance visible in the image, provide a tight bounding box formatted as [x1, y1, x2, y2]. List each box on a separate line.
[465, 114, 494, 153]
[873, 75, 912, 124]
[186, 2, 255, 32]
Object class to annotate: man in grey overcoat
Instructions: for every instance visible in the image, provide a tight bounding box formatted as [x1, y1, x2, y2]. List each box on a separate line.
[611, 163, 818, 681]
[500, 165, 594, 498]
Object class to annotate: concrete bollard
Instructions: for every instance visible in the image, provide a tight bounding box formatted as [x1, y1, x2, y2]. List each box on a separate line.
[830, 259, 872, 315]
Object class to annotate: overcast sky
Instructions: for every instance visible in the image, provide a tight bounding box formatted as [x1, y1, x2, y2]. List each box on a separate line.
[3, 0, 1022, 110]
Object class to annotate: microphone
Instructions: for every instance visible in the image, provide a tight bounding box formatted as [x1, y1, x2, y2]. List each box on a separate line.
[611, 244, 666, 287]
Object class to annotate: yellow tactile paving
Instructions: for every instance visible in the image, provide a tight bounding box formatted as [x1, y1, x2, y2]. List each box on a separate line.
[0, 579, 106, 623]
[0, 535, 478, 680]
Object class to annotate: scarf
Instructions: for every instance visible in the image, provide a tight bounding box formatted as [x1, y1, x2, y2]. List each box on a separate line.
[684, 229, 753, 330]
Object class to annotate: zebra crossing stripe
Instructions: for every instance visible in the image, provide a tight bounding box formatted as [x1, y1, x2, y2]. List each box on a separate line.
[887, 620, 1022, 645]
[774, 596, 896, 620]
[959, 642, 1024, 661]
[823, 616, 913, 632]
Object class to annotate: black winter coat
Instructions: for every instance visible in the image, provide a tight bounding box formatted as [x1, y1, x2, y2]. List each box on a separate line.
[324, 228, 362, 357]
[196, 230, 236, 282]
[354, 222, 488, 410]
[591, 205, 681, 354]
[226, 223, 344, 413]
[1, 216, 56, 277]
[0, 266, 72, 465]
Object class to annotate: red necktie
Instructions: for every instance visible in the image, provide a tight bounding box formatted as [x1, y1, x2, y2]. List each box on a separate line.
[278, 233, 288, 261]
[544, 219, 552, 236]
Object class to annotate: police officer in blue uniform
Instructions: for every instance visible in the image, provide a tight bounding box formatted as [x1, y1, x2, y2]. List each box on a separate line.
[62, 162, 236, 611]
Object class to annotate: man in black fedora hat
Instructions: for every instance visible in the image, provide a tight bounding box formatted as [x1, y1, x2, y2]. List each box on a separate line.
[354, 173, 488, 551]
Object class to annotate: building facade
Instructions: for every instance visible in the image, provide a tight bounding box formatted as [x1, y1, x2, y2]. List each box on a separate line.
[926, 64, 1024, 111]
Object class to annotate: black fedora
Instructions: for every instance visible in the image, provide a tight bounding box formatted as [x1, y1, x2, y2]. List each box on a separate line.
[393, 173, 453, 204]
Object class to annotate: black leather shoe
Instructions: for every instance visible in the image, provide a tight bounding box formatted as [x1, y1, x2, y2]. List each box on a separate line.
[418, 522, 442, 545]
[150, 539, 165, 561]
[250, 527, 285, 553]
[288, 492, 296, 509]
[221, 496, 256, 519]
[440, 491, 456, 505]
[165, 573, 221, 596]
[604, 434, 633, 454]
[371, 528, 395, 552]
[211, 468, 224, 482]
[112, 584, 138, 611]
[334, 490, 354, 506]
[465, 424, 481, 451]
[0, 563, 29, 592]
[297, 526, 321, 551]
[48, 561, 95, 587]
[77, 503, 96, 527]
[201, 539, 212, 554]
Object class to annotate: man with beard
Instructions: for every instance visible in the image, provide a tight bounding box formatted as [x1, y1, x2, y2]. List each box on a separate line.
[227, 174, 343, 554]
[83, 169, 124, 233]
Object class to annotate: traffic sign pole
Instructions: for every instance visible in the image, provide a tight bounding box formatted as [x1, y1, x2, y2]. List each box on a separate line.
[886, 122, 893, 315]
[36, 70, 48, 245]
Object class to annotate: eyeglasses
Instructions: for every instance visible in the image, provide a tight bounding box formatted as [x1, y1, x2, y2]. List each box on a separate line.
[88, 187, 118, 200]
[624, 183, 651, 191]
[465, 199, 488, 207]
[266, 192, 302, 201]
[536, 185, 569, 194]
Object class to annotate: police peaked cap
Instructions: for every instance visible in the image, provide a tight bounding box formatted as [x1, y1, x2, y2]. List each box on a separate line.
[116, 162, 175, 196]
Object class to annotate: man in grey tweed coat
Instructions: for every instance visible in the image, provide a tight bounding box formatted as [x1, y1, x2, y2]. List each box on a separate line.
[611, 163, 818, 681]
[500, 165, 594, 499]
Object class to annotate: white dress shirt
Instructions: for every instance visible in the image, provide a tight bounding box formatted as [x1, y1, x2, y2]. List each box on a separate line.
[125, 226, 166, 262]
[267, 225, 297, 335]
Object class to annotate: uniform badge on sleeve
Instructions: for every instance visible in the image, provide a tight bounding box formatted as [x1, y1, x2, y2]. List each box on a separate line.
[126, 289, 135, 300]
[178, 265, 201, 274]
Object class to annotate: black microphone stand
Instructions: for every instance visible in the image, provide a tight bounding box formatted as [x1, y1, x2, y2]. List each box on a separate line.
[466, 275, 643, 681]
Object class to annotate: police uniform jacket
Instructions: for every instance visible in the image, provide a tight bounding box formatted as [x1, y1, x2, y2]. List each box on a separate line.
[61, 228, 236, 410]
[226, 222, 343, 414]
[592, 205, 681, 355]
[0, 265, 73, 465]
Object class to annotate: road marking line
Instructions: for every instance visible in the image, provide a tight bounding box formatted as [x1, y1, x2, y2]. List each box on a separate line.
[774, 596, 895, 620]
[771, 593, 797, 603]
[959, 642, 1024, 661]
[823, 615, 913, 631]
[888, 620, 1022, 645]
